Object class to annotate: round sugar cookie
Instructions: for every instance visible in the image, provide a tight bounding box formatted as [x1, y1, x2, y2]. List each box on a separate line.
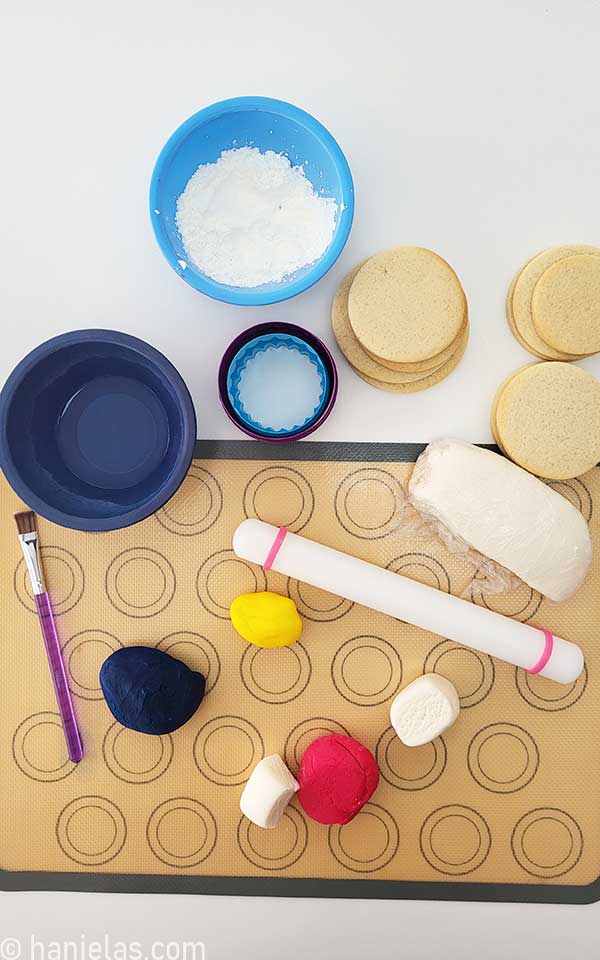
[509, 246, 599, 361]
[352, 323, 468, 392]
[348, 247, 467, 366]
[362, 316, 468, 373]
[506, 267, 555, 359]
[340, 260, 467, 374]
[494, 362, 600, 479]
[532, 253, 600, 355]
[333, 264, 449, 383]
[490, 364, 538, 451]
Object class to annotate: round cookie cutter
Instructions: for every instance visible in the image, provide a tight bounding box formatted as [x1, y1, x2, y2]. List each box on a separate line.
[218, 322, 338, 442]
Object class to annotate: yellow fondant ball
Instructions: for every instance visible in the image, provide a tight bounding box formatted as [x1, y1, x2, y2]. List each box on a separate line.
[230, 592, 303, 648]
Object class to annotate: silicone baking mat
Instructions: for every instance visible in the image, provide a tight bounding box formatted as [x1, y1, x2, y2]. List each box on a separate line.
[1, 441, 599, 903]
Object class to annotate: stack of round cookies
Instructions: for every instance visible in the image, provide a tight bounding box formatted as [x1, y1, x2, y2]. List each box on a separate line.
[332, 247, 469, 392]
[491, 361, 600, 480]
[507, 244, 600, 360]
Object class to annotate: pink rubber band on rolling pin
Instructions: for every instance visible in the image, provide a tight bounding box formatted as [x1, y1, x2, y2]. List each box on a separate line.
[263, 527, 288, 571]
[526, 626, 554, 675]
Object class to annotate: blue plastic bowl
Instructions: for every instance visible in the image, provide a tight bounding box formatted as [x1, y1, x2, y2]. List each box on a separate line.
[149, 96, 354, 306]
[0, 330, 196, 531]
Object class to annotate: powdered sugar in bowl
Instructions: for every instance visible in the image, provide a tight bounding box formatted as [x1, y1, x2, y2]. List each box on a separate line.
[150, 97, 354, 306]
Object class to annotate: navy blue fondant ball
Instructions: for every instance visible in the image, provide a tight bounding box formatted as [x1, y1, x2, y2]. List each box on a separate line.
[100, 646, 206, 735]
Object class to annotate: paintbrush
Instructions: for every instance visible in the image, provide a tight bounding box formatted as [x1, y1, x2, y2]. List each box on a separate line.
[14, 510, 83, 762]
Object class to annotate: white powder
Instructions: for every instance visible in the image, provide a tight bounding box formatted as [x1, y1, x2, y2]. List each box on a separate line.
[175, 147, 338, 287]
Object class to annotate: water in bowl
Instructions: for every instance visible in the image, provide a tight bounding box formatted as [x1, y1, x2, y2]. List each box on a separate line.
[56, 375, 170, 490]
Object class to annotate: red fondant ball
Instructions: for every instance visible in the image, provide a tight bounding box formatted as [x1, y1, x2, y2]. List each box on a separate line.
[297, 733, 379, 824]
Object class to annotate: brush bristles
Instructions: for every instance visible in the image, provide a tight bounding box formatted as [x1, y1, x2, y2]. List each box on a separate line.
[14, 510, 37, 536]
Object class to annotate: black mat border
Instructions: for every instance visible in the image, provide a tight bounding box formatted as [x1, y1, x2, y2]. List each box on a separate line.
[2, 439, 598, 903]
[193, 439, 499, 461]
[1, 873, 599, 902]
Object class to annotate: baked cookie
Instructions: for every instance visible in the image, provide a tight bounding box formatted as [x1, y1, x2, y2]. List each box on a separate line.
[332, 263, 459, 383]
[347, 247, 467, 368]
[493, 362, 600, 479]
[351, 325, 468, 393]
[508, 245, 598, 360]
[532, 253, 600, 355]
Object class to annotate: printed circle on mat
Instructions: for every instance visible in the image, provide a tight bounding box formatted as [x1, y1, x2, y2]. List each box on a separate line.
[240, 642, 312, 704]
[376, 727, 447, 791]
[155, 466, 223, 536]
[329, 803, 400, 873]
[13, 712, 78, 782]
[147, 799, 217, 868]
[56, 796, 126, 867]
[106, 548, 176, 618]
[103, 723, 174, 784]
[196, 550, 267, 620]
[15, 546, 84, 616]
[424, 641, 495, 708]
[238, 806, 308, 870]
[62, 629, 123, 700]
[157, 632, 221, 693]
[334, 468, 405, 539]
[287, 578, 354, 623]
[467, 724, 539, 793]
[243, 466, 314, 533]
[331, 636, 402, 706]
[386, 553, 451, 593]
[511, 808, 583, 878]
[471, 582, 542, 623]
[515, 664, 588, 712]
[193, 716, 265, 785]
[420, 805, 491, 876]
[284, 717, 351, 775]
[545, 477, 593, 523]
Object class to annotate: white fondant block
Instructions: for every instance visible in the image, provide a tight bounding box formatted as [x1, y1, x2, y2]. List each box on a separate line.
[408, 439, 592, 602]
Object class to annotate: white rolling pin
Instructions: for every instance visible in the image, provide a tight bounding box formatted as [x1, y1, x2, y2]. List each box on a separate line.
[233, 520, 584, 684]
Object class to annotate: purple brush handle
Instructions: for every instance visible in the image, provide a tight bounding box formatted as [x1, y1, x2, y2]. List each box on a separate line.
[34, 592, 83, 763]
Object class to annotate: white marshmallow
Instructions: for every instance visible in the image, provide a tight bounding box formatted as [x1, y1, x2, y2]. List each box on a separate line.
[240, 755, 299, 829]
[390, 674, 460, 747]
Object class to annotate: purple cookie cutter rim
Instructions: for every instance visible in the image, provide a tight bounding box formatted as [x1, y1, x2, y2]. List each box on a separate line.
[218, 321, 338, 443]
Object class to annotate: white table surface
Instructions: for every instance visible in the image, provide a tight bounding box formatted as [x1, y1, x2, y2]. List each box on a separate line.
[2, 0, 600, 956]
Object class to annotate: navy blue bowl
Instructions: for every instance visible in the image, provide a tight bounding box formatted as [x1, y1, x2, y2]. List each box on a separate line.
[0, 330, 196, 531]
